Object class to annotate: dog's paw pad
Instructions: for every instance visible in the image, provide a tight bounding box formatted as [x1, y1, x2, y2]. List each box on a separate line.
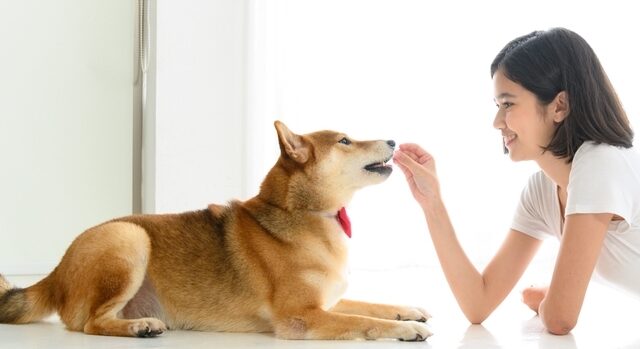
[135, 327, 153, 338]
[134, 326, 164, 337]
[394, 321, 433, 341]
[399, 333, 426, 342]
[130, 318, 166, 338]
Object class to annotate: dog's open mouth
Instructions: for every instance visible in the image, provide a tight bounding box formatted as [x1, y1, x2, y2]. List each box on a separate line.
[364, 157, 393, 175]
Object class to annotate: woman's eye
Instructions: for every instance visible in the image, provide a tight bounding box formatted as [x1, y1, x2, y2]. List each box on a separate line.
[338, 137, 351, 145]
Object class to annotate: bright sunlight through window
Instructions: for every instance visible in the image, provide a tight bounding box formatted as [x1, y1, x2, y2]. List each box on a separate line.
[245, 0, 640, 272]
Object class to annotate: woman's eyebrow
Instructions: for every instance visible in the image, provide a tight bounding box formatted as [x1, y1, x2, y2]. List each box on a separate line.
[495, 92, 517, 99]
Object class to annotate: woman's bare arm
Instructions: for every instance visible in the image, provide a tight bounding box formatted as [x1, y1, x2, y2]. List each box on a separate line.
[539, 212, 610, 335]
[394, 144, 541, 323]
[422, 199, 541, 323]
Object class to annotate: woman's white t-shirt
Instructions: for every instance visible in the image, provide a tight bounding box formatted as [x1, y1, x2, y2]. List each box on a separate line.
[512, 141, 640, 296]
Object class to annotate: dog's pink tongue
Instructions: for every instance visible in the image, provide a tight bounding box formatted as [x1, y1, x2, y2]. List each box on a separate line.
[337, 207, 352, 238]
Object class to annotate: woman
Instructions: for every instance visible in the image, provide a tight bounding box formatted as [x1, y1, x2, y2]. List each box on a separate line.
[393, 27, 640, 335]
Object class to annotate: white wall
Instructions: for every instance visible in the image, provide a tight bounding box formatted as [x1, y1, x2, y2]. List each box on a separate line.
[0, 0, 136, 274]
[149, 0, 247, 213]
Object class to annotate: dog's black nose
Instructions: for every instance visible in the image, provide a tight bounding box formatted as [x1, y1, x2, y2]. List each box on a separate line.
[387, 140, 396, 148]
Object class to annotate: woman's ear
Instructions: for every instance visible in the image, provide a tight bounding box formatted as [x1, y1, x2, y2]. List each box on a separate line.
[552, 91, 570, 123]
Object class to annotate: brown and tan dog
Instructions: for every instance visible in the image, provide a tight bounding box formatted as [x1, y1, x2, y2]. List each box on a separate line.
[0, 121, 432, 341]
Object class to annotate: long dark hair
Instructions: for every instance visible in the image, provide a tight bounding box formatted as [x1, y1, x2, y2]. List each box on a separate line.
[491, 27, 633, 162]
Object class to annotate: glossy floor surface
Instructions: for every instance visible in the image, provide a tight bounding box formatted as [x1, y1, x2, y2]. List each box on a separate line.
[2, 267, 639, 349]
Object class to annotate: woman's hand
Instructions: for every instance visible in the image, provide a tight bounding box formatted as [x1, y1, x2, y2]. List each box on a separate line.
[521, 285, 548, 314]
[393, 143, 441, 207]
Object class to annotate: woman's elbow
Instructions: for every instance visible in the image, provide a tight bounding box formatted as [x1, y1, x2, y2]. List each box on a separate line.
[542, 315, 576, 335]
[464, 311, 489, 325]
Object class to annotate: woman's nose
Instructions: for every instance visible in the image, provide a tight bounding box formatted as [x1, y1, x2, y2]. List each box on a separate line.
[493, 110, 505, 130]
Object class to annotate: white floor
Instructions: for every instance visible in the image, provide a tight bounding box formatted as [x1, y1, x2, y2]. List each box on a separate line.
[2, 267, 640, 349]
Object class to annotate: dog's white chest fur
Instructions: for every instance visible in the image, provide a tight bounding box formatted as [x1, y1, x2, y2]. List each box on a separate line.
[300, 221, 350, 311]
[322, 265, 349, 310]
[302, 266, 349, 311]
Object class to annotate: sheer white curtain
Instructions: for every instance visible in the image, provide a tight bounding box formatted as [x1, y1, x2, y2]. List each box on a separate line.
[246, 0, 640, 271]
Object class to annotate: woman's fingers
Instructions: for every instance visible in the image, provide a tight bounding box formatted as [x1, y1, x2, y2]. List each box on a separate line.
[394, 158, 412, 177]
[393, 149, 421, 171]
[399, 143, 430, 156]
[394, 143, 440, 203]
[397, 143, 434, 166]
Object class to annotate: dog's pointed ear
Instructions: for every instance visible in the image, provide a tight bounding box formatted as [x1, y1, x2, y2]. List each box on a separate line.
[274, 121, 310, 164]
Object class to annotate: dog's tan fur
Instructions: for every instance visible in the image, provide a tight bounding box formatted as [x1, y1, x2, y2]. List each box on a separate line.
[0, 121, 431, 340]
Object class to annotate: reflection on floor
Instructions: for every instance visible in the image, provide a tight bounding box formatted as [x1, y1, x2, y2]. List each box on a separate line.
[2, 267, 639, 349]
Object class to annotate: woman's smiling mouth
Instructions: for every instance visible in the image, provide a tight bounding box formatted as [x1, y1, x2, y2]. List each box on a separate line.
[503, 134, 517, 147]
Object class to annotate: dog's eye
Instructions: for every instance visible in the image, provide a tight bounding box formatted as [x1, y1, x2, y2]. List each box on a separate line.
[338, 137, 351, 145]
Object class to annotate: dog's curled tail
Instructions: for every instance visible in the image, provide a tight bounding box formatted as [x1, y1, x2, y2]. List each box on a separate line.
[0, 273, 57, 324]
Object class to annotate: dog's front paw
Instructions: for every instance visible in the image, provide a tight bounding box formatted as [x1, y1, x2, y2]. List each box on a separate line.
[395, 306, 431, 323]
[395, 321, 433, 341]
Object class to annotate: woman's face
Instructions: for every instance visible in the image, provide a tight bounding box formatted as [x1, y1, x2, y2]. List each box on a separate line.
[492, 70, 558, 162]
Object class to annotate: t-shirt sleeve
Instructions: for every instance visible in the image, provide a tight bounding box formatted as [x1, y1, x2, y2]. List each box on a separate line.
[566, 145, 634, 221]
[511, 172, 553, 240]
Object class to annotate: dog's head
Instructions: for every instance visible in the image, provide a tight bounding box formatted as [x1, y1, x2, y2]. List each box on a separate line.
[261, 121, 394, 212]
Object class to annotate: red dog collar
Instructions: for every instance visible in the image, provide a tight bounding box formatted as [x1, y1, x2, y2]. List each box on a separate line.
[337, 207, 351, 238]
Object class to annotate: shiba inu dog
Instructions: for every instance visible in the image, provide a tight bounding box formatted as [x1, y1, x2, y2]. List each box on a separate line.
[0, 121, 432, 341]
